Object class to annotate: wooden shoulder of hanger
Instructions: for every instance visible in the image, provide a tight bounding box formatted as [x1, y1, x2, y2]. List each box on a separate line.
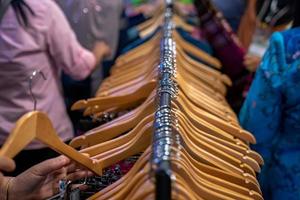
[136, 3, 165, 31]
[175, 104, 261, 173]
[176, 44, 232, 87]
[174, 147, 262, 198]
[175, 119, 257, 177]
[114, 34, 161, 66]
[71, 80, 156, 112]
[85, 81, 156, 116]
[88, 148, 151, 200]
[89, 121, 152, 172]
[138, 13, 194, 37]
[171, 158, 255, 200]
[175, 93, 257, 145]
[179, 147, 261, 193]
[79, 114, 154, 157]
[98, 58, 158, 94]
[137, 16, 224, 73]
[174, 31, 223, 71]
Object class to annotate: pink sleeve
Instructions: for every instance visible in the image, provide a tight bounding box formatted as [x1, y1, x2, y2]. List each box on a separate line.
[46, 1, 96, 80]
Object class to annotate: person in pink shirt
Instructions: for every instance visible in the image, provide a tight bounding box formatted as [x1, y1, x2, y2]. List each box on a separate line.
[0, 0, 110, 175]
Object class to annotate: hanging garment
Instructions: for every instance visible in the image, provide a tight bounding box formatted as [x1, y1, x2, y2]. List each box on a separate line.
[240, 28, 300, 200]
[195, 1, 252, 112]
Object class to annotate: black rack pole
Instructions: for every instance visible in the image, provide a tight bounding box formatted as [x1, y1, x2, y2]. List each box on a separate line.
[155, 162, 172, 200]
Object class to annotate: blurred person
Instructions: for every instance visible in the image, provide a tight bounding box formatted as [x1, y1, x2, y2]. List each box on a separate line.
[240, 0, 295, 72]
[211, 0, 247, 32]
[55, 0, 122, 97]
[55, 0, 122, 133]
[0, 0, 110, 175]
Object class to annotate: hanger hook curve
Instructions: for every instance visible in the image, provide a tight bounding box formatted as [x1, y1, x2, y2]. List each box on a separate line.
[28, 70, 47, 110]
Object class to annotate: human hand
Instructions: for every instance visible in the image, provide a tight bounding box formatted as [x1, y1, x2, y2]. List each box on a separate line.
[237, 0, 257, 49]
[8, 156, 92, 200]
[0, 157, 15, 200]
[0, 157, 15, 173]
[244, 54, 261, 72]
[93, 41, 112, 65]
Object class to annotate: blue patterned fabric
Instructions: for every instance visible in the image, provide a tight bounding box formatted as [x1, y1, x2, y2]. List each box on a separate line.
[239, 28, 300, 200]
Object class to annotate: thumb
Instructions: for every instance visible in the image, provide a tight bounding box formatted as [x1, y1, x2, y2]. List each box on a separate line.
[29, 156, 70, 176]
[0, 156, 16, 172]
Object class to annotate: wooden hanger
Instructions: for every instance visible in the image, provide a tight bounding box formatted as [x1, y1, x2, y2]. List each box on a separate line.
[88, 148, 152, 200]
[138, 12, 194, 38]
[172, 147, 262, 197]
[176, 46, 230, 88]
[176, 112, 261, 172]
[171, 159, 254, 200]
[175, 122, 257, 179]
[174, 30, 223, 70]
[89, 120, 152, 168]
[89, 144, 261, 199]
[71, 81, 156, 112]
[0, 111, 103, 175]
[109, 44, 160, 81]
[175, 91, 257, 144]
[127, 162, 242, 200]
[176, 116, 260, 174]
[175, 106, 263, 165]
[80, 114, 154, 157]
[171, 159, 261, 200]
[177, 60, 228, 97]
[178, 147, 261, 192]
[112, 33, 161, 70]
[69, 91, 156, 149]
[176, 84, 237, 123]
[95, 65, 158, 100]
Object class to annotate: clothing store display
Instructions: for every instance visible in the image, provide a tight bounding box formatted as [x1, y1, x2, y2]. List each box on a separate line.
[5, 0, 300, 199]
[68, 3, 263, 199]
[0, 2, 264, 199]
[240, 28, 300, 200]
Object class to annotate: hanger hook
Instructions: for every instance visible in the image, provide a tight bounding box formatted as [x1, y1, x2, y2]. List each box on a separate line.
[28, 70, 46, 111]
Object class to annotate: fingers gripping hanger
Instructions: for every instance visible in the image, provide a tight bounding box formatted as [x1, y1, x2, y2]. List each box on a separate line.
[0, 70, 103, 175]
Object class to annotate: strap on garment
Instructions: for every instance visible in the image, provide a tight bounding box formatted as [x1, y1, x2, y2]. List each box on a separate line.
[0, 0, 13, 23]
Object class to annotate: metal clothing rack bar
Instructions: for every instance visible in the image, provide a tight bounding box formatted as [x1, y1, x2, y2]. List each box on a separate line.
[151, 1, 177, 200]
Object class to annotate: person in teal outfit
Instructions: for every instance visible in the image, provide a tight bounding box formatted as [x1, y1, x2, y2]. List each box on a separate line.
[239, 2, 300, 199]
